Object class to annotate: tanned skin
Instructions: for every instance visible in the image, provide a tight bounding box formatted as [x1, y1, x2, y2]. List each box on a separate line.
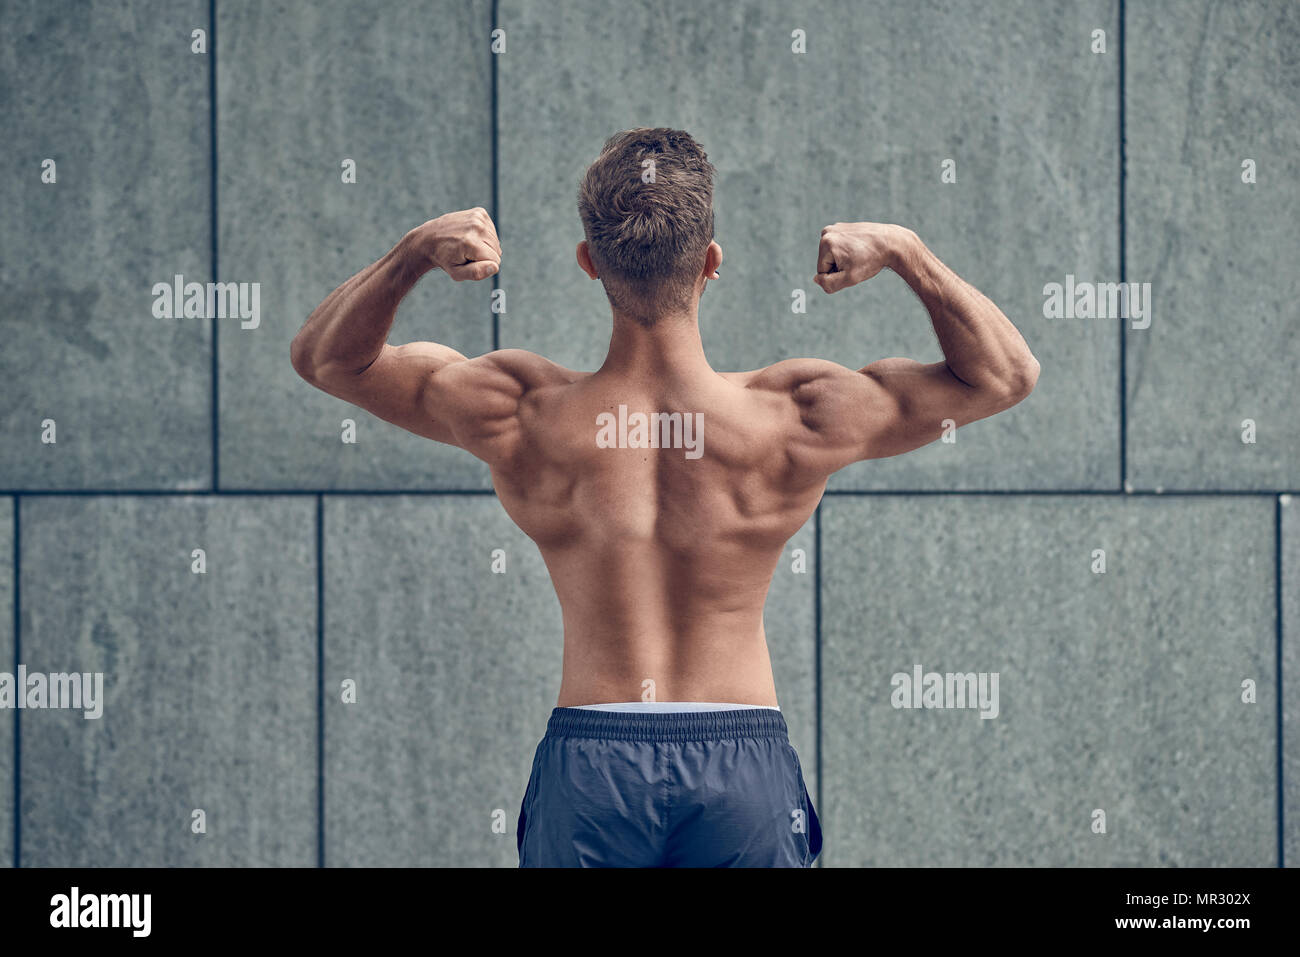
[291, 208, 1039, 706]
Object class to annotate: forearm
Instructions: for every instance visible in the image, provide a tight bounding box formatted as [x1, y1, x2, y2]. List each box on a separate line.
[290, 227, 433, 381]
[890, 231, 1038, 394]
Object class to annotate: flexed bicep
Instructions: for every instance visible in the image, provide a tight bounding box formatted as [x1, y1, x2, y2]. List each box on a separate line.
[324, 341, 471, 445]
[778, 356, 1032, 478]
[842, 357, 1023, 460]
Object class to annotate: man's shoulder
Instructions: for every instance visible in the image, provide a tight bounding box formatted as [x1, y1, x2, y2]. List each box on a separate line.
[721, 357, 855, 394]
[471, 348, 588, 390]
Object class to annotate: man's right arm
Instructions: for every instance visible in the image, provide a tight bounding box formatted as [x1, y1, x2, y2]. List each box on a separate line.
[763, 223, 1039, 477]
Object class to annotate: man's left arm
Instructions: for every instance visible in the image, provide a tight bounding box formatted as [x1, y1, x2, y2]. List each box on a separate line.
[290, 208, 521, 458]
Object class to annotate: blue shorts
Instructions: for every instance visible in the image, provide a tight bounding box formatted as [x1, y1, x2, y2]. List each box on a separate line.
[517, 707, 822, 867]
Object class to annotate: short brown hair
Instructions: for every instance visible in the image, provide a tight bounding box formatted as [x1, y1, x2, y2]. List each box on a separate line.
[577, 128, 715, 325]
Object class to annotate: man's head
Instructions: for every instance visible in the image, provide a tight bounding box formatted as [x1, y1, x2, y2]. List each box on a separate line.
[577, 128, 721, 326]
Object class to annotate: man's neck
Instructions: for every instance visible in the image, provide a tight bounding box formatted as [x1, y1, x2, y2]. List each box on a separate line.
[596, 311, 716, 382]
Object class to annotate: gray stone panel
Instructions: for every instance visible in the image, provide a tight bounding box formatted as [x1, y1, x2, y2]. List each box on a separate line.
[217, 0, 494, 489]
[324, 496, 561, 867]
[0, 500, 11, 867]
[1125, 1, 1300, 490]
[19, 497, 316, 866]
[821, 495, 1274, 866]
[498, 0, 1119, 490]
[0, 0, 212, 489]
[324, 497, 814, 865]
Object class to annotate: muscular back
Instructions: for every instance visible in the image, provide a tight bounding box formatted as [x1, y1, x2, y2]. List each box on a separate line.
[481, 357, 827, 706]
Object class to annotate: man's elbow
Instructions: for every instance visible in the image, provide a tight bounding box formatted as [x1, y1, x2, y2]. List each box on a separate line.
[290, 335, 321, 385]
[1002, 355, 1040, 404]
[983, 355, 1038, 410]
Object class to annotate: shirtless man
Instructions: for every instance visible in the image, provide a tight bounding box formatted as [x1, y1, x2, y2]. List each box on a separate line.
[290, 128, 1039, 868]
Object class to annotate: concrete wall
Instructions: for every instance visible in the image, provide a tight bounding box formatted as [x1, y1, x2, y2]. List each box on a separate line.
[0, 0, 1294, 865]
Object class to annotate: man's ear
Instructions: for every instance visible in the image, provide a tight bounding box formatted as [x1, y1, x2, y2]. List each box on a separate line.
[576, 241, 599, 279]
[703, 241, 722, 281]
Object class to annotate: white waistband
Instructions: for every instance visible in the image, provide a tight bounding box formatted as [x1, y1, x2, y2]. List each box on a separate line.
[571, 701, 780, 713]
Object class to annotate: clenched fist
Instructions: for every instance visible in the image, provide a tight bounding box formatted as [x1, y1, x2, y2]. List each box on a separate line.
[416, 207, 501, 281]
[814, 222, 914, 294]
